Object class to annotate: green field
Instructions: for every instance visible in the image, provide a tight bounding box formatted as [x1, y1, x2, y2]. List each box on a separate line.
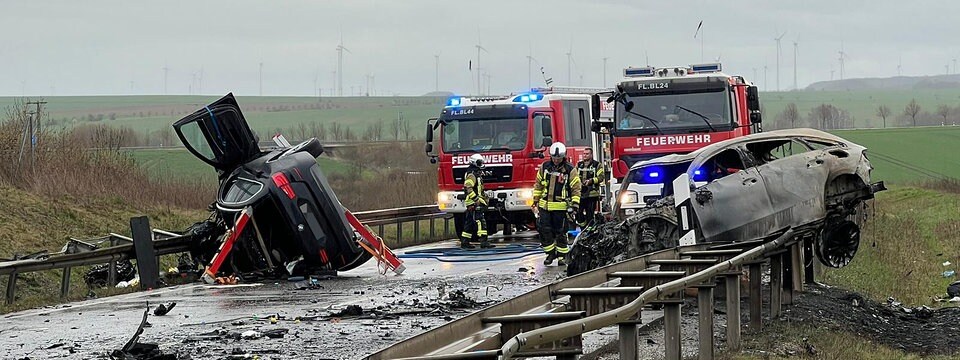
[4, 88, 960, 142]
[130, 148, 354, 183]
[830, 126, 960, 183]
[764, 88, 960, 128]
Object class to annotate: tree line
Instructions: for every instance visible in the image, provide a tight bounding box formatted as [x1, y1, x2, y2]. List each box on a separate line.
[771, 99, 960, 130]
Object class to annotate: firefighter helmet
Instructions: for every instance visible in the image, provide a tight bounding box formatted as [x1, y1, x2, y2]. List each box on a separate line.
[468, 153, 485, 168]
[549, 142, 566, 158]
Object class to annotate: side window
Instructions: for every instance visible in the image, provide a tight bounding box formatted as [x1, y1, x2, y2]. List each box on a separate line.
[533, 114, 551, 148]
[745, 139, 813, 165]
[804, 139, 841, 150]
[703, 149, 746, 182]
[562, 100, 591, 146]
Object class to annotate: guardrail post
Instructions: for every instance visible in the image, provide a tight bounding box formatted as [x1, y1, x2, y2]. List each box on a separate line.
[770, 255, 783, 319]
[748, 262, 762, 331]
[396, 220, 403, 247]
[724, 271, 741, 351]
[429, 217, 436, 240]
[60, 267, 72, 299]
[791, 243, 803, 293]
[781, 251, 794, 305]
[803, 238, 816, 285]
[378, 224, 385, 240]
[696, 285, 715, 360]
[414, 219, 420, 244]
[131, 216, 159, 291]
[108, 260, 118, 287]
[5, 272, 16, 305]
[619, 323, 638, 360]
[444, 217, 450, 237]
[664, 302, 682, 360]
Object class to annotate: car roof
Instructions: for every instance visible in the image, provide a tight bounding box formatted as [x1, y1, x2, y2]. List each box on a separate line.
[628, 128, 852, 171]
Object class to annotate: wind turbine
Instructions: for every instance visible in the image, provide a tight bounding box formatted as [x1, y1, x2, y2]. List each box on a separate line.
[475, 35, 488, 95]
[526, 45, 535, 89]
[897, 56, 902, 76]
[162, 64, 169, 95]
[565, 40, 579, 86]
[258, 61, 263, 96]
[793, 39, 799, 90]
[336, 31, 352, 97]
[837, 42, 848, 81]
[774, 31, 787, 91]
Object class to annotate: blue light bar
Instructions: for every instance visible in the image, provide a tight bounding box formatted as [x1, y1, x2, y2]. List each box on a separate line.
[649, 171, 660, 178]
[447, 97, 463, 107]
[693, 169, 702, 176]
[690, 63, 722, 73]
[512, 93, 542, 103]
[624, 67, 655, 77]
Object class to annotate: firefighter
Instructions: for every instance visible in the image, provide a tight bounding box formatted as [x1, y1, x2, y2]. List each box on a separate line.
[532, 142, 581, 265]
[575, 147, 604, 228]
[461, 153, 493, 249]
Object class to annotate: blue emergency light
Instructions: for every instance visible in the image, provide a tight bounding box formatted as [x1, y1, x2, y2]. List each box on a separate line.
[624, 66, 655, 77]
[690, 63, 722, 73]
[512, 93, 542, 103]
[447, 97, 463, 107]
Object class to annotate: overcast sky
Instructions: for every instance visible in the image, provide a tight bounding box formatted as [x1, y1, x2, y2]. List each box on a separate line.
[3, 0, 958, 97]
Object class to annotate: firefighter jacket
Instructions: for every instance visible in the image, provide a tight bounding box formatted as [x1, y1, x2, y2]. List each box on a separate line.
[576, 158, 604, 198]
[533, 160, 581, 211]
[463, 168, 488, 207]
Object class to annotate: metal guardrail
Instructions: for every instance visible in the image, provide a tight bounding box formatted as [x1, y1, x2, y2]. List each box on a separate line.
[368, 226, 815, 360]
[1, 204, 447, 305]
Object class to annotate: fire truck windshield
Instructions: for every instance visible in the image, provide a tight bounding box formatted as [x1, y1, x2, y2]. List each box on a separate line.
[441, 117, 528, 153]
[615, 83, 733, 134]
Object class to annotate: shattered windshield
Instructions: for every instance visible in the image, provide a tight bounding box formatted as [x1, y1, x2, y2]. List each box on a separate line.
[441, 117, 528, 153]
[615, 78, 734, 134]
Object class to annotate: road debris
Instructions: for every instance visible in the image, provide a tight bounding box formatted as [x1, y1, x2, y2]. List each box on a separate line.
[153, 303, 177, 316]
[948, 280, 960, 297]
[111, 306, 178, 359]
[85, 259, 137, 288]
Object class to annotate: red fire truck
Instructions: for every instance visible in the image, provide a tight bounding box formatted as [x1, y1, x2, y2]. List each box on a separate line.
[425, 87, 610, 235]
[591, 63, 762, 215]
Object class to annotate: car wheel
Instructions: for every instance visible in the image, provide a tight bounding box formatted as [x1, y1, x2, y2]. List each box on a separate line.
[816, 220, 860, 268]
[627, 217, 679, 257]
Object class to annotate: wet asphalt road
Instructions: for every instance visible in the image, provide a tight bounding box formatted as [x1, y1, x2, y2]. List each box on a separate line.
[1, 234, 566, 360]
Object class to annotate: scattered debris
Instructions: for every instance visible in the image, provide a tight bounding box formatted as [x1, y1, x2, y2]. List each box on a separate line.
[944, 261, 952, 267]
[240, 331, 260, 340]
[111, 306, 177, 359]
[330, 305, 364, 317]
[942, 270, 955, 278]
[153, 303, 176, 316]
[948, 280, 960, 298]
[262, 328, 289, 339]
[84, 259, 137, 287]
[215, 275, 239, 285]
[517, 267, 528, 272]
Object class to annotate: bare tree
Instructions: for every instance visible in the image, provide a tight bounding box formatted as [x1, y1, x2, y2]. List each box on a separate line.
[903, 99, 921, 127]
[937, 104, 951, 126]
[400, 117, 411, 140]
[157, 127, 174, 147]
[330, 122, 343, 141]
[876, 104, 891, 128]
[778, 103, 799, 129]
[297, 122, 308, 141]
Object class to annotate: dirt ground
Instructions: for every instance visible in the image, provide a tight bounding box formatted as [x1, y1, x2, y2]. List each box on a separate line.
[781, 283, 960, 355]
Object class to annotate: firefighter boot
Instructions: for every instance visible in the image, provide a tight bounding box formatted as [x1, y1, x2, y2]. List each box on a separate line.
[479, 236, 494, 249]
[543, 249, 558, 265]
[459, 237, 475, 249]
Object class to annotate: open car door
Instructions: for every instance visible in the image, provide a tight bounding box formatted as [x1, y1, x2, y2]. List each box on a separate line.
[173, 93, 261, 174]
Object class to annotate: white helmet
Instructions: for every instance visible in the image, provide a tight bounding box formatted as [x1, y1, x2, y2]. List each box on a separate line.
[549, 142, 566, 158]
[468, 153, 485, 168]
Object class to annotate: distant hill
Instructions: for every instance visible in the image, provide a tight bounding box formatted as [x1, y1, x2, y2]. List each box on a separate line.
[806, 74, 960, 91]
[422, 91, 454, 97]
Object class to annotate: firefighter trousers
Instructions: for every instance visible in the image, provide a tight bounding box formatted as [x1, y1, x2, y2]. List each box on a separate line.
[461, 207, 488, 243]
[576, 197, 600, 228]
[538, 209, 569, 255]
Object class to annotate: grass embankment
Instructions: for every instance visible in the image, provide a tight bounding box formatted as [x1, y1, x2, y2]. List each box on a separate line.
[130, 148, 355, 183]
[723, 183, 960, 359]
[0, 186, 205, 313]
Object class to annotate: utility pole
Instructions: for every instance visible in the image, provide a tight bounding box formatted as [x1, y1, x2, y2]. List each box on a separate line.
[19, 101, 47, 170]
[602, 57, 609, 87]
[434, 54, 440, 92]
[793, 41, 799, 91]
[162, 65, 169, 95]
[259, 62, 263, 96]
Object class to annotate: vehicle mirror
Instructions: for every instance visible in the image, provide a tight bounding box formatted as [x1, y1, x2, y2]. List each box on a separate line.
[535, 113, 552, 138]
[750, 112, 762, 124]
[541, 137, 553, 148]
[424, 143, 433, 154]
[591, 94, 601, 120]
[624, 101, 635, 113]
[746, 86, 761, 111]
[425, 123, 433, 143]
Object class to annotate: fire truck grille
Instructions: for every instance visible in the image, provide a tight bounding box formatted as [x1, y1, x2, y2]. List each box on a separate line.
[453, 166, 513, 184]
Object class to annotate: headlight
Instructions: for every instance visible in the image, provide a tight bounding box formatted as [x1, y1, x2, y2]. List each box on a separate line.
[620, 190, 638, 204]
[438, 192, 451, 203]
[518, 189, 534, 200]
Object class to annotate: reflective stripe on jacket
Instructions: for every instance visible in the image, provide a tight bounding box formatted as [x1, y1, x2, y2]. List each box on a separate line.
[464, 171, 487, 206]
[532, 160, 581, 211]
[576, 159, 604, 198]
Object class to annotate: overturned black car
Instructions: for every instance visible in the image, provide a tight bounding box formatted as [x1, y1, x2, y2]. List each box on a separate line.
[174, 94, 386, 281]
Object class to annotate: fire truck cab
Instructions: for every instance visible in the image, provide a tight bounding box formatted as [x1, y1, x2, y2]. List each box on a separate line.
[426, 87, 610, 236]
[591, 63, 762, 218]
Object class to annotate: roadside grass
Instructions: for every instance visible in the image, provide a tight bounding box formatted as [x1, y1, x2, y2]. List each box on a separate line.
[820, 184, 960, 306]
[721, 321, 956, 360]
[830, 126, 960, 184]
